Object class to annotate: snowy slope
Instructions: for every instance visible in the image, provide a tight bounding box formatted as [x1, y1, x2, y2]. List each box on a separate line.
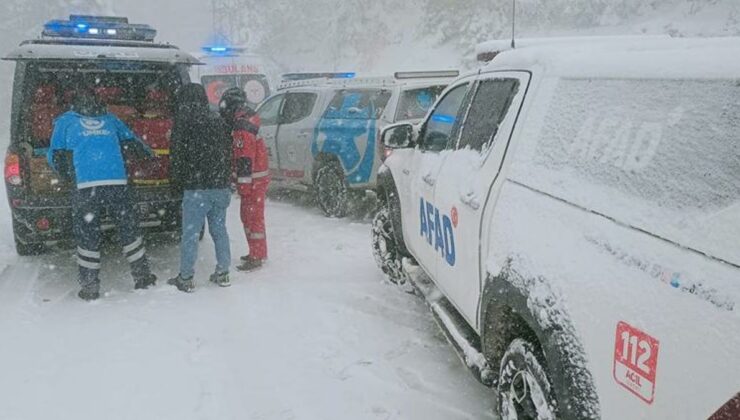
[0, 181, 493, 420]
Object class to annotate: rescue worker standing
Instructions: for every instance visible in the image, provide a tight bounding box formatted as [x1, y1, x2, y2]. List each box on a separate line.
[219, 88, 270, 272]
[47, 88, 157, 301]
[168, 83, 233, 291]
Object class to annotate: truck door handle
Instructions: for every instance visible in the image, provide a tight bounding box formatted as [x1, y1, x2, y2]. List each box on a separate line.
[460, 193, 480, 210]
[422, 174, 436, 186]
[402, 169, 410, 175]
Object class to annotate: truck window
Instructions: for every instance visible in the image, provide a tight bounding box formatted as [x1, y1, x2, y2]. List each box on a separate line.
[323, 89, 392, 120]
[419, 83, 470, 152]
[457, 78, 519, 153]
[258, 95, 284, 126]
[527, 78, 740, 264]
[395, 85, 447, 121]
[280, 93, 317, 125]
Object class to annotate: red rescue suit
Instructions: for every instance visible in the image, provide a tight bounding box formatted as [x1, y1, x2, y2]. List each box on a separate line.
[232, 106, 270, 260]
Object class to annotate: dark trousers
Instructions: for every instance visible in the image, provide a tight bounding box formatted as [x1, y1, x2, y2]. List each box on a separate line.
[72, 185, 151, 290]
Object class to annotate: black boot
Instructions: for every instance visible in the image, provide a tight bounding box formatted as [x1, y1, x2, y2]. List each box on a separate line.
[236, 256, 264, 272]
[134, 273, 157, 290]
[78, 287, 100, 301]
[167, 275, 194, 293]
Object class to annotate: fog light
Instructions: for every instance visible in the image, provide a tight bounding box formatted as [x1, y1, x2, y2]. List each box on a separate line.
[36, 218, 51, 231]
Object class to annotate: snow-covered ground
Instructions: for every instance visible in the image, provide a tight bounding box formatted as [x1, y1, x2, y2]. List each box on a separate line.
[0, 183, 494, 420]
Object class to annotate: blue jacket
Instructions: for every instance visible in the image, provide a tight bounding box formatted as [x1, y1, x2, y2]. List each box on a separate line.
[47, 111, 151, 189]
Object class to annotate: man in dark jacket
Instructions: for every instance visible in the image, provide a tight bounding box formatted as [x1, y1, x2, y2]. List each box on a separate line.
[168, 83, 233, 292]
[47, 88, 157, 301]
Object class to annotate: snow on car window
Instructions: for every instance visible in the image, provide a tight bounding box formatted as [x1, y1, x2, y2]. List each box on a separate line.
[395, 85, 446, 121]
[324, 89, 392, 120]
[527, 78, 740, 264]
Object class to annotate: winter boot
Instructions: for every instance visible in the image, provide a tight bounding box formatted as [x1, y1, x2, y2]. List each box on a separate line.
[134, 273, 157, 290]
[236, 256, 264, 272]
[78, 287, 100, 301]
[209, 272, 231, 288]
[167, 275, 194, 293]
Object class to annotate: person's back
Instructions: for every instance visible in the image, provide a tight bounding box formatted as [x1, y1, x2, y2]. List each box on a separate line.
[168, 83, 234, 291]
[171, 86, 231, 191]
[47, 88, 157, 301]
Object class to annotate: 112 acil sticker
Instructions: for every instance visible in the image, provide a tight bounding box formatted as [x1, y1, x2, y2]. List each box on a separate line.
[613, 321, 660, 404]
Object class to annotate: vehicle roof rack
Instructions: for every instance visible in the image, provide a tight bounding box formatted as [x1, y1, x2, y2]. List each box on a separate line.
[394, 70, 459, 79]
[277, 75, 398, 91]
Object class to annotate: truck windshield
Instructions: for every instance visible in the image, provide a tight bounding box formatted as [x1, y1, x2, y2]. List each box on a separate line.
[395, 85, 447, 121]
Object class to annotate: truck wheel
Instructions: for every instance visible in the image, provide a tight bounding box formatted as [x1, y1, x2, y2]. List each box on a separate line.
[371, 205, 409, 285]
[497, 338, 558, 420]
[315, 161, 349, 218]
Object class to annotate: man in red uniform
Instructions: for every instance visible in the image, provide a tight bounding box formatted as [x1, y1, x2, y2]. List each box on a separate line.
[219, 88, 271, 272]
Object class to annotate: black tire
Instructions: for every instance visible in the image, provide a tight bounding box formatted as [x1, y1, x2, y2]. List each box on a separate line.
[315, 161, 350, 218]
[497, 338, 558, 420]
[371, 205, 409, 285]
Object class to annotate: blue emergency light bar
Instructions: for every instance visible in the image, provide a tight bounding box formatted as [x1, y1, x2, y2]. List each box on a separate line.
[43, 15, 157, 42]
[201, 45, 247, 56]
[281, 72, 356, 81]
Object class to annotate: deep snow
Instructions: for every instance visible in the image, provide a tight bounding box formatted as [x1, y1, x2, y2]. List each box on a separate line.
[0, 183, 494, 420]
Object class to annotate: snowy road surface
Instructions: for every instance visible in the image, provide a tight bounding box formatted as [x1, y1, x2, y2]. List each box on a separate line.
[0, 189, 494, 420]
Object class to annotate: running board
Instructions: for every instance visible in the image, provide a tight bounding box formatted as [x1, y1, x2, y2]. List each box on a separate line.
[402, 259, 494, 386]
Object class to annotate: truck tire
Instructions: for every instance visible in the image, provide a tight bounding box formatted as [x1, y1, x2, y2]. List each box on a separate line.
[315, 161, 349, 218]
[371, 205, 409, 285]
[497, 338, 558, 420]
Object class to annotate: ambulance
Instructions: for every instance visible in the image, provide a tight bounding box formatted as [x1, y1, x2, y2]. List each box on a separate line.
[190, 45, 274, 111]
[3, 15, 198, 254]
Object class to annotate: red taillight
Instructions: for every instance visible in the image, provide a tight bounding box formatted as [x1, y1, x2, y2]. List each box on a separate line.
[4, 153, 22, 186]
[36, 218, 51, 231]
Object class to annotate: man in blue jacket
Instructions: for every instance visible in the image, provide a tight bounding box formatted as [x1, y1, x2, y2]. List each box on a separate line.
[48, 89, 157, 301]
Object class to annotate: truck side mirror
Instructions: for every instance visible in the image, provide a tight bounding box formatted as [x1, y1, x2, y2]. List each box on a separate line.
[382, 123, 414, 149]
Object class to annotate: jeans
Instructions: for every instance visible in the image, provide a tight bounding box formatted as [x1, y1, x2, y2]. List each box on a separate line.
[180, 189, 231, 279]
[72, 185, 151, 290]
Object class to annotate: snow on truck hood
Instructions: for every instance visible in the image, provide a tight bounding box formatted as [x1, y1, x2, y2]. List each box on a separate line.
[478, 35, 740, 79]
[4, 40, 201, 65]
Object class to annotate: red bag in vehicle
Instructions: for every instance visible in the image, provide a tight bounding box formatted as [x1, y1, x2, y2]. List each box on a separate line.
[129, 90, 173, 184]
[30, 85, 62, 145]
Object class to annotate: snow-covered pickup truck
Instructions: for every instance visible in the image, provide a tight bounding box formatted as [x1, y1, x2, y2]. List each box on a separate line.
[3, 15, 199, 255]
[372, 36, 740, 419]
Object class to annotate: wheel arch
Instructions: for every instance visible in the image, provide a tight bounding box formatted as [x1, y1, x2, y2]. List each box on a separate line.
[480, 259, 601, 420]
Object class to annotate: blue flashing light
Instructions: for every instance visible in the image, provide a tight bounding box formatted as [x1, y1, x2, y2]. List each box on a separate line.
[42, 15, 157, 42]
[201, 45, 246, 56]
[334, 72, 356, 79]
[432, 114, 455, 124]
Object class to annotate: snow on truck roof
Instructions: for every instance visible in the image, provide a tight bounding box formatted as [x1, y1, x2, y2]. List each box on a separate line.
[479, 35, 740, 79]
[4, 39, 201, 65]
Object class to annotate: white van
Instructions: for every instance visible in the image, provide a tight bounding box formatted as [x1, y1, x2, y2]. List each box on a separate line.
[260, 71, 458, 217]
[373, 37, 740, 419]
